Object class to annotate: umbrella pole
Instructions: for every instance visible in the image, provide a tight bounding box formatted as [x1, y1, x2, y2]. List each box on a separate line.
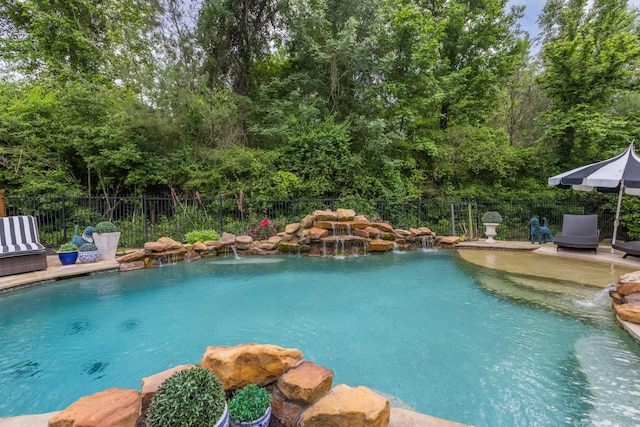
[611, 184, 624, 253]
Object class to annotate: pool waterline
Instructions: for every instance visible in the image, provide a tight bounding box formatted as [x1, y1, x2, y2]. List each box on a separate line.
[1, 250, 640, 427]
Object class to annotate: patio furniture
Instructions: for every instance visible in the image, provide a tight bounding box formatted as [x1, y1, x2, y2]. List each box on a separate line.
[554, 214, 599, 253]
[612, 241, 640, 258]
[0, 215, 48, 276]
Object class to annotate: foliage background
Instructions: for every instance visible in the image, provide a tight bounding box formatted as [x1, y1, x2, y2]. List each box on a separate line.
[1, 0, 639, 203]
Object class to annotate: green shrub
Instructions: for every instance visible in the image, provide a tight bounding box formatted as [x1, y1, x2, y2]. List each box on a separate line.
[146, 367, 226, 427]
[58, 242, 79, 252]
[79, 242, 98, 252]
[95, 221, 117, 233]
[184, 230, 221, 244]
[482, 211, 503, 224]
[228, 383, 271, 423]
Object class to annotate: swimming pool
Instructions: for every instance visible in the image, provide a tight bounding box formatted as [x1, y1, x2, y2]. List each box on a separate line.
[1, 251, 639, 426]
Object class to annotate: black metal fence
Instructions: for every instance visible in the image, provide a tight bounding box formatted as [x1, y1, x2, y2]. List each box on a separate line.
[2, 194, 628, 248]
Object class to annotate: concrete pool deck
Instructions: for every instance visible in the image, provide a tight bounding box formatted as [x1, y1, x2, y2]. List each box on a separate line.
[2, 242, 640, 427]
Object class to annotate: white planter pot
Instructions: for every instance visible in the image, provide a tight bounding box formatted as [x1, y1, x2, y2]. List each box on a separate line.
[484, 223, 499, 243]
[93, 232, 121, 260]
[230, 405, 270, 427]
[214, 403, 230, 427]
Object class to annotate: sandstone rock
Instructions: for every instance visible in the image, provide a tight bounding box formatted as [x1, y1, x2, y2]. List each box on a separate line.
[625, 292, 640, 304]
[394, 238, 407, 246]
[614, 303, 640, 324]
[157, 237, 182, 251]
[337, 209, 356, 221]
[277, 242, 310, 253]
[368, 239, 394, 252]
[235, 235, 254, 250]
[201, 343, 303, 390]
[206, 241, 224, 250]
[619, 271, 640, 284]
[353, 215, 370, 227]
[285, 223, 302, 234]
[48, 388, 140, 427]
[363, 227, 382, 238]
[298, 236, 311, 245]
[301, 215, 316, 229]
[280, 233, 296, 242]
[258, 242, 278, 250]
[439, 236, 460, 245]
[277, 361, 333, 405]
[268, 235, 284, 243]
[610, 291, 625, 305]
[418, 227, 434, 235]
[144, 241, 165, 252]
[381, 232, 395, 241]
[353, 228, 369, 238]
[389, 408, 470, 427]
[119, 261, 145, 272]
[617, 283, 640, 296]
[308, 227, 330, 240]
[394, 229, 411, 237]
[220, 232, 236, 246]
[141, 365, 194, 416]
[313, 210, 338, 221]
[271, 387, 304, 427]
[116, 250, 146, 263]
[370, 222, 394, 233]
[193, 241, 207, 251]
[297, 384, 390, 427]
[185, 251, 201, 261]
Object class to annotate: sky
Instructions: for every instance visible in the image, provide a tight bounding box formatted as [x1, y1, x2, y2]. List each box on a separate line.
[508, 0, 640, 52]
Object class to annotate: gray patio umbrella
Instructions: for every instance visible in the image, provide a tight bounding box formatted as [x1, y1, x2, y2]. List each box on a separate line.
[548, 143, 640, 253]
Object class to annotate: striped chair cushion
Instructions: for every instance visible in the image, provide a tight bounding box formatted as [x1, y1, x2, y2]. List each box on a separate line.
[0, 216, 45, 254]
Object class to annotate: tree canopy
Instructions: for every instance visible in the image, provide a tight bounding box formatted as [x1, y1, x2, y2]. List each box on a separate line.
[0, 0, 639, 200]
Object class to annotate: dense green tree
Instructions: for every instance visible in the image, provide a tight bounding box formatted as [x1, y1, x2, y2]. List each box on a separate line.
[537, 0, 640, 167]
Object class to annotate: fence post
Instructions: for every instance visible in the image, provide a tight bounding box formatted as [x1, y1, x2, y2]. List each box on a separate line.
[61, 195, 67, 242]
[143, 195, 149, 243]
[218, 196, 223, 236]
[0, 189, 5, 217]
[417, 199, 421, 227]
[450, 202, 455, 236]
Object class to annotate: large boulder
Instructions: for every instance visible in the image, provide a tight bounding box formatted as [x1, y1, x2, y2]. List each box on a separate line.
[48, 388, 140, 427]
[285, 223, 302, 234]
[308, 227, 330, 240]
[368, 239, 395, 252]
[313, 210, 338, 221]
[614, 303, 640, 324]
[235, 235, 254, 250]
[370, 222, 394, 233]
[617, 283, 640, 296]
[220, 232, 236, 246]
[157, 237, 182, 251]
[200, 343, 303, 390]
[116, 250, 146, 263]
[301, 215, 316, 229]
[337, 209, 355, 222]
[619, 271, 640, 284]
[277, 361, 333, 405]
[297, 384, 390, 427]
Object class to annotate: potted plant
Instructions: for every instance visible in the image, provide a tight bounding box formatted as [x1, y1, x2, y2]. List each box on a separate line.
[482, 211, 503, 243]
[228, 384, 272, 427]
[93, 221, 121, 261]
[78, 242, 100, 263]
[146, 366, 229, 427]
[57, 242, 79, 265]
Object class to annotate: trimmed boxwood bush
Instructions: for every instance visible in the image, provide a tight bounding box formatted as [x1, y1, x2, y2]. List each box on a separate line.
[94, 221, 117, 233]
[228, 383, 271, 423]
[146, 367, 226, 427]
[481, 211, 503, 224]
[58, 242, 79, 253]
[79, 242, 98, 252]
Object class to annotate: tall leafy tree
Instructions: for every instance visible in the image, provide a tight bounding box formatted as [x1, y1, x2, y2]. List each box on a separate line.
[537, 0, 640, 167]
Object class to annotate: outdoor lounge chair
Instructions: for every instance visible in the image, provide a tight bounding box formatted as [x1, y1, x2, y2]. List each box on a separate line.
[554, 214, 599, 253]
[612, 241, 640, 258]
[0, 215, 48, 277]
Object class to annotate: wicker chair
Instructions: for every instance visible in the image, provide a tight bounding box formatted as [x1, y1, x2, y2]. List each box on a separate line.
[0, 215, 48, 277]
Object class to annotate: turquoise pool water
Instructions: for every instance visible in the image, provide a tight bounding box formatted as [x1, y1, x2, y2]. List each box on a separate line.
[1, 251, 640, 426]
